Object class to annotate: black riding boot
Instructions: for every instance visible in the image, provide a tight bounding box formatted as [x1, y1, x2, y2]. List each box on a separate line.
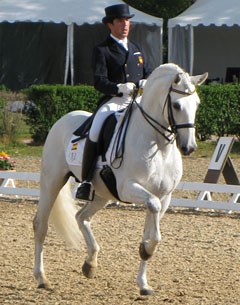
[76, 138, 98, 201]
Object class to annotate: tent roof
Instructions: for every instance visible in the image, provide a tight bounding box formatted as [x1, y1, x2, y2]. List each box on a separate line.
[0, 0, 162, 26]
[168, 0, 240, 28]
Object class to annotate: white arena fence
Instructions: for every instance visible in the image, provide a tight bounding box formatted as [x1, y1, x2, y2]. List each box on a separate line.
[0, 171, 239, 212]
[0, 171, 40, 197]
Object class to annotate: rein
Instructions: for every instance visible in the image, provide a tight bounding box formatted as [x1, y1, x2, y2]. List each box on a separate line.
[134, 100, 174, 143]
[110, 84, 196, 167]
[110, 88, 138, 168]
[136, 85, 196, 143]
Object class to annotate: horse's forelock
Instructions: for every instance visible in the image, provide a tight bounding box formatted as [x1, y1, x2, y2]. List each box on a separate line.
[147, 63, 185, 84]
[178, 72, 195, 93]
[144, 64, 196, 99]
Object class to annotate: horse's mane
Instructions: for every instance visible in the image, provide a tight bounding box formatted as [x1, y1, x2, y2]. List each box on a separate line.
[145, 63, 193, 93]
[147, 63, 184, 82]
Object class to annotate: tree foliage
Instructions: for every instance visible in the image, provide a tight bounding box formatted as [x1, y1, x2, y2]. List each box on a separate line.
[124, 0, 195, 19]
[124, 0, 196, 62]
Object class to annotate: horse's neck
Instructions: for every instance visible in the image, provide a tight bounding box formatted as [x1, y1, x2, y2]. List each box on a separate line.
[137, 81, 170, 144]
[131, 95, 174, 155]
[141, 79, 168, 120]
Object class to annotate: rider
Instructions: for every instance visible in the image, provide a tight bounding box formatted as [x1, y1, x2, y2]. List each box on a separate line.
[76, 3, 152, 201]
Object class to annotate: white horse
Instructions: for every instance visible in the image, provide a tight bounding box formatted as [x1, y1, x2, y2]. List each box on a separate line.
[33, 63, 207, 295]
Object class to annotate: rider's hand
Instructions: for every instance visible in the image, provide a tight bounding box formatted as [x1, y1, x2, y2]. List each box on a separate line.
[117, 82, 136, 95]
[138, 79, 147, 89]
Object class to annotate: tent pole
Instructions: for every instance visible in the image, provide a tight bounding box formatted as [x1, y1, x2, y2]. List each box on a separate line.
[168, 28, 172, 62]
[160, 24, 163, 63]
[69, 23, 74, 85]
[64, 25, 70, 85]
[189, 25, 194, 75]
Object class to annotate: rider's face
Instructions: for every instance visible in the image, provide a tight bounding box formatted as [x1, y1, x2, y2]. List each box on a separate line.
[108, 18, 130, 39]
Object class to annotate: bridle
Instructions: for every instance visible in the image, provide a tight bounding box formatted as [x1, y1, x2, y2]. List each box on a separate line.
[134, 85, 196, 143]
[110, 83, 196, 168]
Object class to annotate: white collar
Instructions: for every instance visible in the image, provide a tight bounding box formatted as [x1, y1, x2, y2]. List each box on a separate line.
[110, 34, 128, 50]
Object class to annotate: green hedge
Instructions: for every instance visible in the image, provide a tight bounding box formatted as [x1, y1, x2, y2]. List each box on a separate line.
[23, 83, 240, 144]
[196, 84, 240, 140]
[24, 84, 102, 143]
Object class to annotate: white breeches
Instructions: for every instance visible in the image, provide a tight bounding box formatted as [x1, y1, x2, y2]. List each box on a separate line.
[89, 95, 133, 142]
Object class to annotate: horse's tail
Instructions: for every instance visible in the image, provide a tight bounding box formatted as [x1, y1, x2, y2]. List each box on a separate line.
[49, 180, 82, 250]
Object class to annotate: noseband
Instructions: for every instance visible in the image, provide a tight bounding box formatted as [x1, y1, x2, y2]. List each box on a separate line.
[166, 86, 196, 133]
[135, 85, 196, 143]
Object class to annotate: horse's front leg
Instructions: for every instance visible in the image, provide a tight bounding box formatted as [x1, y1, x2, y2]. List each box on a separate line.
[137, 208, 161, 295]
[137, 194, 172, 295]
[120, 181, 171, 295]
[75, 197, 106, 278]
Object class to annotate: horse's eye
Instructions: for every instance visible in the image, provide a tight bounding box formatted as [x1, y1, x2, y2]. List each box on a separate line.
[173, 102, 181, 110]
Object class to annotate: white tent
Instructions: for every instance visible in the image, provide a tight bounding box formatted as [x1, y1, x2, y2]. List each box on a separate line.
[0, 0, 162, 90]
[168, 0, 240, 82]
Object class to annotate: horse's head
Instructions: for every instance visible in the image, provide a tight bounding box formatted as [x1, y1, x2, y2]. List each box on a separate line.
[163, 68, 208, 155]
[138, 64, 207, 155]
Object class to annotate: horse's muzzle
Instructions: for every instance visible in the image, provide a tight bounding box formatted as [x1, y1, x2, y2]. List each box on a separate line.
[180, 145, 196, 156]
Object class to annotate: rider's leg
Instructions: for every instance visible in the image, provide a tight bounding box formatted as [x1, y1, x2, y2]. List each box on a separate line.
[75, 136, 98, 200]
[76, 103, 114, 201]
[76, 96, 131, 201]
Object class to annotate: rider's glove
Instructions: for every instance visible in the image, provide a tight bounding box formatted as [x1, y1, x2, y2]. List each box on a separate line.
[138, 79, 147, 89]
[137, 79, 147, 96]
[117, 82, 136, 95]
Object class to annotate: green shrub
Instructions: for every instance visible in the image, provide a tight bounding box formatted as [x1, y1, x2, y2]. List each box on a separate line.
[24, 84, 102, 143]
[23, 83, 240, 144]
[0, 95, 23, 144]
[196, 84, 240, 140]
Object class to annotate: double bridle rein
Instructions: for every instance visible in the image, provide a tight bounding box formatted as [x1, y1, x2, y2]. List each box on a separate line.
[134, 85, 196, 143]
[111, 84, 196, 168]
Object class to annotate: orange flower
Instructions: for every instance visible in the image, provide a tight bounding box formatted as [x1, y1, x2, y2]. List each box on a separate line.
[0, 152, 15, 170]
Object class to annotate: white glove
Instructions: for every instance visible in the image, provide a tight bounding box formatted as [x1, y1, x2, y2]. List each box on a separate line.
[117, 82, 135, 95]
[138, 79, 147, 89]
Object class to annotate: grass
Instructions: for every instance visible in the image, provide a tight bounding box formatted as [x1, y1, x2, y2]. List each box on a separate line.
[196, 139, 239, 159]
[0, 116, 43, 157]
[0, 142, 43, 158]
[0, 135, 239, 160]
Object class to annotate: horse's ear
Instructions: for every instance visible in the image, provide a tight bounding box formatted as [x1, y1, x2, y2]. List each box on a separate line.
[190, 72, 208, 86]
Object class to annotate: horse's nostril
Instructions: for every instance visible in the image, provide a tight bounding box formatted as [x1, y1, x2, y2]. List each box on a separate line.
[181, 146, 195, 155]
[181, 146, 188, 155]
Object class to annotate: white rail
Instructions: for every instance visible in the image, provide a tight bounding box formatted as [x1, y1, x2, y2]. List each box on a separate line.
[171, 182, 240, 212]
[0, 172, 239, 212]
[0, 172, 40, 198]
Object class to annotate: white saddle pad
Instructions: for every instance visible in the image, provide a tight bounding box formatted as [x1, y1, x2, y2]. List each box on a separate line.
[65, 110, 127, 170]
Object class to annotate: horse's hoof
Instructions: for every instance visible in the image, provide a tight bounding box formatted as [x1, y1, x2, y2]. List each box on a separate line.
[139, 243, 152, 261]
[140, 289, 154, 295]
[37, 283, 46, 289]
[37, 282, 51, 290]
[82, 261, 96, 279]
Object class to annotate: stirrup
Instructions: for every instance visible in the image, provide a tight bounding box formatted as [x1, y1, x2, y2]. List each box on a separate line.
[76, 182, 95, 201]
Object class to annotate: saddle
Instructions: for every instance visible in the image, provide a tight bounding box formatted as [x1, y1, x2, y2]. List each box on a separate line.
[72, 112, 118, 152]
[71, 104, 134, 201]
[73, 96, 112, 139]
[73, 114, 94, 139]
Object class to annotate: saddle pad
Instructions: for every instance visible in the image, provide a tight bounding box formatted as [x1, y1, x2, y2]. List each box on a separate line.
[66, 136, 107, 169]
[66, 108, 130, 170]
[66, 136, 85, 167]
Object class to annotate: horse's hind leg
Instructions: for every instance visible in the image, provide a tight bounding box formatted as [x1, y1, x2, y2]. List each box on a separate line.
[33, 176, 67, 289]
[75, 196, 106, 278]
[33, 202, 51, 289]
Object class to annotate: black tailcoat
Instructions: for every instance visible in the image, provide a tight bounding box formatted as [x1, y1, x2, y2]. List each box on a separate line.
[92, 36, 152, 97]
